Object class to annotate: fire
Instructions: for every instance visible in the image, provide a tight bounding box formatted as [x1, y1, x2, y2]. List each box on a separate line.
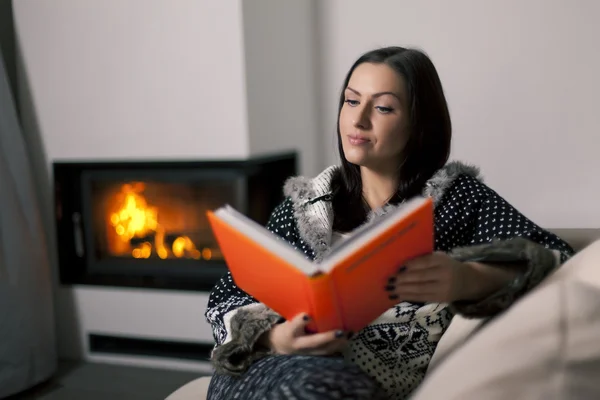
[109, 183, 157, 240]
[108, 183, 210, 260]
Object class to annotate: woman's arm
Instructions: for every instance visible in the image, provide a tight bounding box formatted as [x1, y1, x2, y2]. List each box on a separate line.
[448, 235, 569, 318]
[392, 246, 540, 308]
[388, 172, 574, 318]
[392, 174, 573, 318]
[204, 198, 300, 375]
[445, 176, 574, 317]
[460, 261, 521, 302]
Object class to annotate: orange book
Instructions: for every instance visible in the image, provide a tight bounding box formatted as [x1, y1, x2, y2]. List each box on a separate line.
[206, 197, 434, 333]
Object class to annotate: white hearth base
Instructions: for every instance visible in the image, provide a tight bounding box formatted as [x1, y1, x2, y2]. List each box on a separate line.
[87, 354, 213, 374]
[56, 285, 215, 370]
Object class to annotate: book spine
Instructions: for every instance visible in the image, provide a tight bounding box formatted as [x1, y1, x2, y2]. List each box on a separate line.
[305, 273, 343, 333]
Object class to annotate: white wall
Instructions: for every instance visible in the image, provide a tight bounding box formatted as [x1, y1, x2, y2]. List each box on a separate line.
[242, 0, 321, 176]
[317, 0, 600, 228]
[13, 0, 252, 365]
[15, 0, 250, 160]
[13, 0, 319, 166]
[13, 0, 319, 366]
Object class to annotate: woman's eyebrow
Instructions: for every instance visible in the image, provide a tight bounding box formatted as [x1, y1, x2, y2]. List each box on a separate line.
[346, 86, 401, 101]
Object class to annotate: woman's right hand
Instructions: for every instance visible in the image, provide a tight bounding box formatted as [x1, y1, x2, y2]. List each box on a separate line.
[261, 313, 351, 356]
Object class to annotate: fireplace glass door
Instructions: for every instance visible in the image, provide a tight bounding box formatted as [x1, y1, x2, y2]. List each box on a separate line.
[54, 153, 297, 291]
[84, 171, 243, 266]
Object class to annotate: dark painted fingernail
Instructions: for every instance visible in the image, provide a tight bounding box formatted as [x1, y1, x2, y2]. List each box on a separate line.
[385, 285, 395, 291]
[389, 294, 399, 300]
[398, 266, 407, 273]
[335, 330, 344, 338]
[347, 331, 354, 339]
[303, 315, 310, 321]
[388, 276, 396, 284]
[276, 317, 286, 324]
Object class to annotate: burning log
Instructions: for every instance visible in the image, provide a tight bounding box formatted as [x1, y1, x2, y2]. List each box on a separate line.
[129, 232, 210, 247]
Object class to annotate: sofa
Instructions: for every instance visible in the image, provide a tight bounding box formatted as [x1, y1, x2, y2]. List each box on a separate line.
[166, 228, 600, 400]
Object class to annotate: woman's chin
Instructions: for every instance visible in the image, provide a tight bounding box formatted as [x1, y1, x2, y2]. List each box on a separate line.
[342, 147, 369, 166]
[344, 154, 367, 167]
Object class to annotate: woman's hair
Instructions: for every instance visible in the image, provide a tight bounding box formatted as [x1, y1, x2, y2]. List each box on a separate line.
[332, 46, 452, 232]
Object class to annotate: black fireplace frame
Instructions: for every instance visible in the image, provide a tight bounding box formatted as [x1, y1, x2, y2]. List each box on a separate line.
[53, 152, 297, 292]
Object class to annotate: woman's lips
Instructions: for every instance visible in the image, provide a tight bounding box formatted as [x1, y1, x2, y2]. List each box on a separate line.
[348, 135, 370, 146]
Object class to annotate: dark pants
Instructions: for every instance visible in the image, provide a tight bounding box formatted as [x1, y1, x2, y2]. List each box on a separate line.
[207, 354, 388, 400]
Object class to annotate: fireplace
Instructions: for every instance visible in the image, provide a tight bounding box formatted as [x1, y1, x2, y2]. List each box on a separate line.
[54, 152, 297, 291]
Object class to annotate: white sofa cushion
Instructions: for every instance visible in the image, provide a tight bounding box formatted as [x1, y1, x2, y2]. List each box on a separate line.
[410, 240, 600, 400]
[429, 231, 600, 370]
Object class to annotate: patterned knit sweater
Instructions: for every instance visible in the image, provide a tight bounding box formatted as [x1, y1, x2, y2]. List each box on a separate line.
[205, 161, 573, 399]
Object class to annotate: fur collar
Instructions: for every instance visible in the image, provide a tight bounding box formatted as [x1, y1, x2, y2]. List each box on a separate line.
[282, 161, 482, 261]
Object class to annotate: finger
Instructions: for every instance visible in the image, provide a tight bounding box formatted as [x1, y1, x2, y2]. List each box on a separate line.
[293, 329, 347, 351]
[403, 253, 434, 270]
[296, 337, 349, 356]
[395, 281, 439, 294]
[392, 282, 445, 302]
[389, 282, 438, 299]
[395, 292, 434, 303]
[394, 267, 441, 285]
[309, 338, 349, 356]
[404, 252, 445, 270]
[288, 313, 311, 337]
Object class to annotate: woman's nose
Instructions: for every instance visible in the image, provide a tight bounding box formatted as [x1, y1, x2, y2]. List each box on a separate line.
[353, 105, 371, 129]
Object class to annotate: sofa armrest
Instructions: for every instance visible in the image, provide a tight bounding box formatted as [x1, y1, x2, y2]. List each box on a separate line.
[430, 230, 600, 370]
[428, 315, 484, 372]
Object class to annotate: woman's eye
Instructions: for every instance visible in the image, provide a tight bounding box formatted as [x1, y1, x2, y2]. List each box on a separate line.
[376, 106, 393, 114]
[345, 99, 359, 106]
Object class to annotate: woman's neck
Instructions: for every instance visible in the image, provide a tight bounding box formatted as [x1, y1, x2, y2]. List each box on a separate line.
[360, 167, 399, 210]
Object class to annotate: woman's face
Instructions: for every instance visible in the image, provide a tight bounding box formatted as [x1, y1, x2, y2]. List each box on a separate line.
[339, 62, 410, 173]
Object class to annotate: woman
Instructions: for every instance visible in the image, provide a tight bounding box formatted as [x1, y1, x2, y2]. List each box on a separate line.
[205, 46, 573, 400]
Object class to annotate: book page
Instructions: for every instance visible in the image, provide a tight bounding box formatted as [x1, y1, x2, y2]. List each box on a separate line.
[320, 197, 429, 273]
[214, 205, 320, 276]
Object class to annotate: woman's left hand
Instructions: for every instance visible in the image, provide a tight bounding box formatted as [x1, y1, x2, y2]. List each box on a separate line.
[386, 252, 476, 303]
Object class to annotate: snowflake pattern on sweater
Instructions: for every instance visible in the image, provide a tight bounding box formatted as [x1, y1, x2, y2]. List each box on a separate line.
[205, 163, 573, 399]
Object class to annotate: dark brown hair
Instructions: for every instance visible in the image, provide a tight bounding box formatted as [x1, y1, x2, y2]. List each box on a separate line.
[332, 46, 452, 232]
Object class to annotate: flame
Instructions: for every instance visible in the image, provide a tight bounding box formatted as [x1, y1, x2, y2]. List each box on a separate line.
[110, 183, 157, 242]
[109, 183, 213, 260]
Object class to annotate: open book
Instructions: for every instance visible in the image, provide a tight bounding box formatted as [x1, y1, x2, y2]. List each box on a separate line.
[206, 197, 434, 333]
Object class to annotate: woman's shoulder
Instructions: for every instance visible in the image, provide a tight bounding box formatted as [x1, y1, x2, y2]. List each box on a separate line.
[274, 161, 496, 208]
[424, 160, 490, 205]
[266, 165, 340, 223]
[282, 165, 340, 204]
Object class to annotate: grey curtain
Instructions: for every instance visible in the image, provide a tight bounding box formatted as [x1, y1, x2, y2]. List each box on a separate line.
[0, 50, 56, 396]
